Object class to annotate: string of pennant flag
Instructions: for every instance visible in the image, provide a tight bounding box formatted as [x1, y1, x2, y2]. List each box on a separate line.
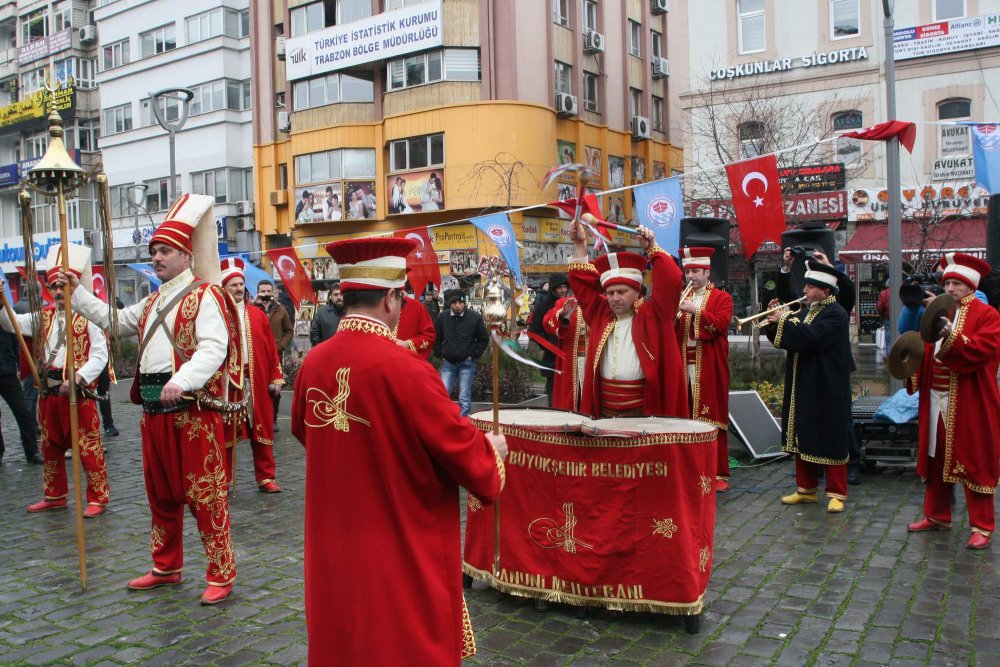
[41, 120, 995, 309]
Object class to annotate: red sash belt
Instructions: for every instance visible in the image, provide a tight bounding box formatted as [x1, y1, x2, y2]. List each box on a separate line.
[931, 359, 950, 392]
[686, 346, 697, 365]
[600, 378, 645, 417]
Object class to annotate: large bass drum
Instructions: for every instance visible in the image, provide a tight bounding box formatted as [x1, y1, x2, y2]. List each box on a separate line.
[469, 408, 590, 434]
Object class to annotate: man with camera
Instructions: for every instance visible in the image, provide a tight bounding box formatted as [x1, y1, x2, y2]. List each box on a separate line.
[905, 254, 1000, 550]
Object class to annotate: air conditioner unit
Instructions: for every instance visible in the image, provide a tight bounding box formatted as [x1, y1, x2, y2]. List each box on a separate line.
[276, 36, 286, 61]
[652, 58, 670, 79]
[651, 0, 669, 15]
[631, 115, 651, 140]
[269, 190, 288, 206]
[555, 92, 578, 117]
[583, 30, 605, 54]
[277, 111, 291, 133]
[235, 200, 253, 215]
[79, 25, 97, 43]
[237, 217, 255, 232]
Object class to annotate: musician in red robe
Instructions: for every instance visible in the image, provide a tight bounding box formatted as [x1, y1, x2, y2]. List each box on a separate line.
[291, 237, 507, 665]
[394, 293, 435, 359]
[675, 247, 733, 492]
[220, 258, 284, 493]
[906, 253, 1000, 550]
[566, 221, 688, 419]
[542, 296, 587, 412]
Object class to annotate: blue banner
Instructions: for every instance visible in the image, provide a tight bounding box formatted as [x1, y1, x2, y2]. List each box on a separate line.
[971, 124, 1000, 193]
[126, 263, 161, 291]
[469, 212, 522, 285]
[0, 163, 18, 188]
[633, 177, 683, 256]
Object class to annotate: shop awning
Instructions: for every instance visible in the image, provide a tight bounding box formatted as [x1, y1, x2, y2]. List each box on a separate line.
[838, 218, 986, 263]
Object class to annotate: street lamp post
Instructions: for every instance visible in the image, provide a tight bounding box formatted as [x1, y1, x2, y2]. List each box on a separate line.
[882, 0, 903, 393]
[149, 87, 194, 207]
[127, 183, 149, 263]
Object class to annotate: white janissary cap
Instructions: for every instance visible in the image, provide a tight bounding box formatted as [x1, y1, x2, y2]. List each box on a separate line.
[220, 257, 246, 286]
[45, 243, 93, 292]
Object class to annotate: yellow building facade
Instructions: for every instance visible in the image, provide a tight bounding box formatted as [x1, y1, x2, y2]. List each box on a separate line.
[251, 0, 682, 285]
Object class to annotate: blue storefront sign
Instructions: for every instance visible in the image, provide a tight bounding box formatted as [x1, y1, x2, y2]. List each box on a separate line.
[0, 163, 18, 187]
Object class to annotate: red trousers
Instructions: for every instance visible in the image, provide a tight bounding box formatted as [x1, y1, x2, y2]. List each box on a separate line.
[716, 430, 730, 480]
[795, 455, 847, 500]
[922, 444, 995, 535]
[140, 407, 235, 586]
[226, 418, 277, 486]
[39, 395, 108, 505]
[225, 440, 277, 486]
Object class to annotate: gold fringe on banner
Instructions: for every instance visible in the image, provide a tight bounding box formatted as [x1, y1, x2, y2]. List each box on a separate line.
[462, 563, 705, 615]
[17, 189, 45, 368]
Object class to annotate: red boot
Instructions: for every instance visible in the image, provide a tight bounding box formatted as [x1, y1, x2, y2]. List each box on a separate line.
[200, 584, 233, 605]
[27, 499, 67, 513]
[907, 518, 950, 532]
[83, 504, 106, 518]
[967, 533, 991, 550]
[127, 571, 183, 590]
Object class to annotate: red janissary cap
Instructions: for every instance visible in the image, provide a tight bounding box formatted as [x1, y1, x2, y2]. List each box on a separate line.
[939, 252, 991, 290]
[325, 237, 417, 291]
[680, 246, 714, 270]
[592, 252, 647, 290]
[219, 257, 245, 286]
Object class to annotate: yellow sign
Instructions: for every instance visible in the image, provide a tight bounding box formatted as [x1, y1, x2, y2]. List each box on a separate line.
[540, 219, 564, 243]
[0, 85, 75, 130]
[430, 224, 476, 250]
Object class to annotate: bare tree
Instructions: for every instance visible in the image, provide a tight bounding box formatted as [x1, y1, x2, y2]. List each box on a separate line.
[459, 152, 533, 211]
[678, 68, 873, 378]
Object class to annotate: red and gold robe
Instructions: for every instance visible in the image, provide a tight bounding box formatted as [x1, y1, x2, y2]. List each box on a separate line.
[236, 301, 283, 446]
[569, 246, 689, 419]
[908, 294, 1000, 494]
[292, 314, 503, 666]
[675, 285, 732, 478]
[394, 295, 435, 359]
[542, 297, 587, 412]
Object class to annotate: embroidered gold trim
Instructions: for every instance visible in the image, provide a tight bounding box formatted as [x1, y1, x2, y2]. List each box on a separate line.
[799, 453, 850, 466]
[939, 296, 970, 357]
[699, 547, 711, 573]
[469, 421, 716, 448]
[460, 597, 476, 659]
[462, 563, 705, 615]
[651, 517, 678, 539]
[569, 261, 598, 273]
[339, 266, 407, 281]
[337, 316, 394, 339]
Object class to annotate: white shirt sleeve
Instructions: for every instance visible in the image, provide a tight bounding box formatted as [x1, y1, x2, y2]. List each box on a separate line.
[169, 291, 228, 392]
[73, 288, 144, 337]
[0, 309, 36, 335]
[77, 321, 108, 384]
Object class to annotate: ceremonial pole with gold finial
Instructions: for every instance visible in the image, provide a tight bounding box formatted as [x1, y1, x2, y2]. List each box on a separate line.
[483, 281, 507, 577]
[25, 80, 90, 591]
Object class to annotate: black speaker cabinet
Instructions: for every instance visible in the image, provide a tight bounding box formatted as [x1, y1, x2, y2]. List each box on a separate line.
[781, 225, 835, 295]
[680, 217, 730, 290]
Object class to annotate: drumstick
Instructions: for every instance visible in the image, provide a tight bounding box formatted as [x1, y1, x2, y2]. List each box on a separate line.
[491, 326, 501, 577]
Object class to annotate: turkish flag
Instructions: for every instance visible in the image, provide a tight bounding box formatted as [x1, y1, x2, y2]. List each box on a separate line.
[725, 155, 787, 260]
[266, 247, 316, 309]
[393, 227, 440, 299]
[92, 265, 108, 303]
[841, 120, 917, 153]
[16, 265, 53, 304]
[547, 193, 612, 242]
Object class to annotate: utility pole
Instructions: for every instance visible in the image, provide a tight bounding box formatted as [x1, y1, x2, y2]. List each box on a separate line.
[882, 0, 903, 392]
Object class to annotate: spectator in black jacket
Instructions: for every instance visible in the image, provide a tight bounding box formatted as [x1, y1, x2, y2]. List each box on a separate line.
[310, 284, 344, 347]
[0, 328, 42, 465]
[528, 273, 569, 406]
[434, 289, 489, 416]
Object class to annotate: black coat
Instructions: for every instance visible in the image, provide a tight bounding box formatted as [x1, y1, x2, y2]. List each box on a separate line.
[765, 297, 852, 464]
[433, 308, 489, 362]
[310, 303, 343, 346]
[528, 291, 557, 378]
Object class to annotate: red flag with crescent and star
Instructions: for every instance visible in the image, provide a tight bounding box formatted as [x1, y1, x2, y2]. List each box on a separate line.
[266, 247, 316, 308]
[91, 265, 108, 303]
[725, 154, 787, 260]
[393, 226, 440, 299]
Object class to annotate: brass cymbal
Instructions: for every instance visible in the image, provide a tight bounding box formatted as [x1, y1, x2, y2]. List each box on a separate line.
[888, 331, 925, 380]
[919, 294, 956, 343]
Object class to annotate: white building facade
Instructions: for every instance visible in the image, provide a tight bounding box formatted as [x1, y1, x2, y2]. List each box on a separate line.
[94, 0, 251, 303]
[679, 0, 1000, 337]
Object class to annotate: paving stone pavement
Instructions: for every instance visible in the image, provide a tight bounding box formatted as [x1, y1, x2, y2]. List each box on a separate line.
[1, 387, 998, 666]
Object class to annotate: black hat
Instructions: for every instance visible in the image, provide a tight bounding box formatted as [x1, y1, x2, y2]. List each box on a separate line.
[444, 289, 465, 304]
[803, 260, 842, 295]
[548, 272, 569, 291]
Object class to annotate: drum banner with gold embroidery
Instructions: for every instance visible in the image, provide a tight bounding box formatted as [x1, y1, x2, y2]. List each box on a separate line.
[463, 415, 718, 615]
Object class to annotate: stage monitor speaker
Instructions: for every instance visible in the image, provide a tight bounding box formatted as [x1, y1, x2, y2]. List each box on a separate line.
[680, 217, 730, 291]
[728, 390, 785, 460]
[781, 225, 836, 296]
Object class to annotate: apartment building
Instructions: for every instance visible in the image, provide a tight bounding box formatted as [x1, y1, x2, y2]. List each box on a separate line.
[251, 0, 683, 287]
